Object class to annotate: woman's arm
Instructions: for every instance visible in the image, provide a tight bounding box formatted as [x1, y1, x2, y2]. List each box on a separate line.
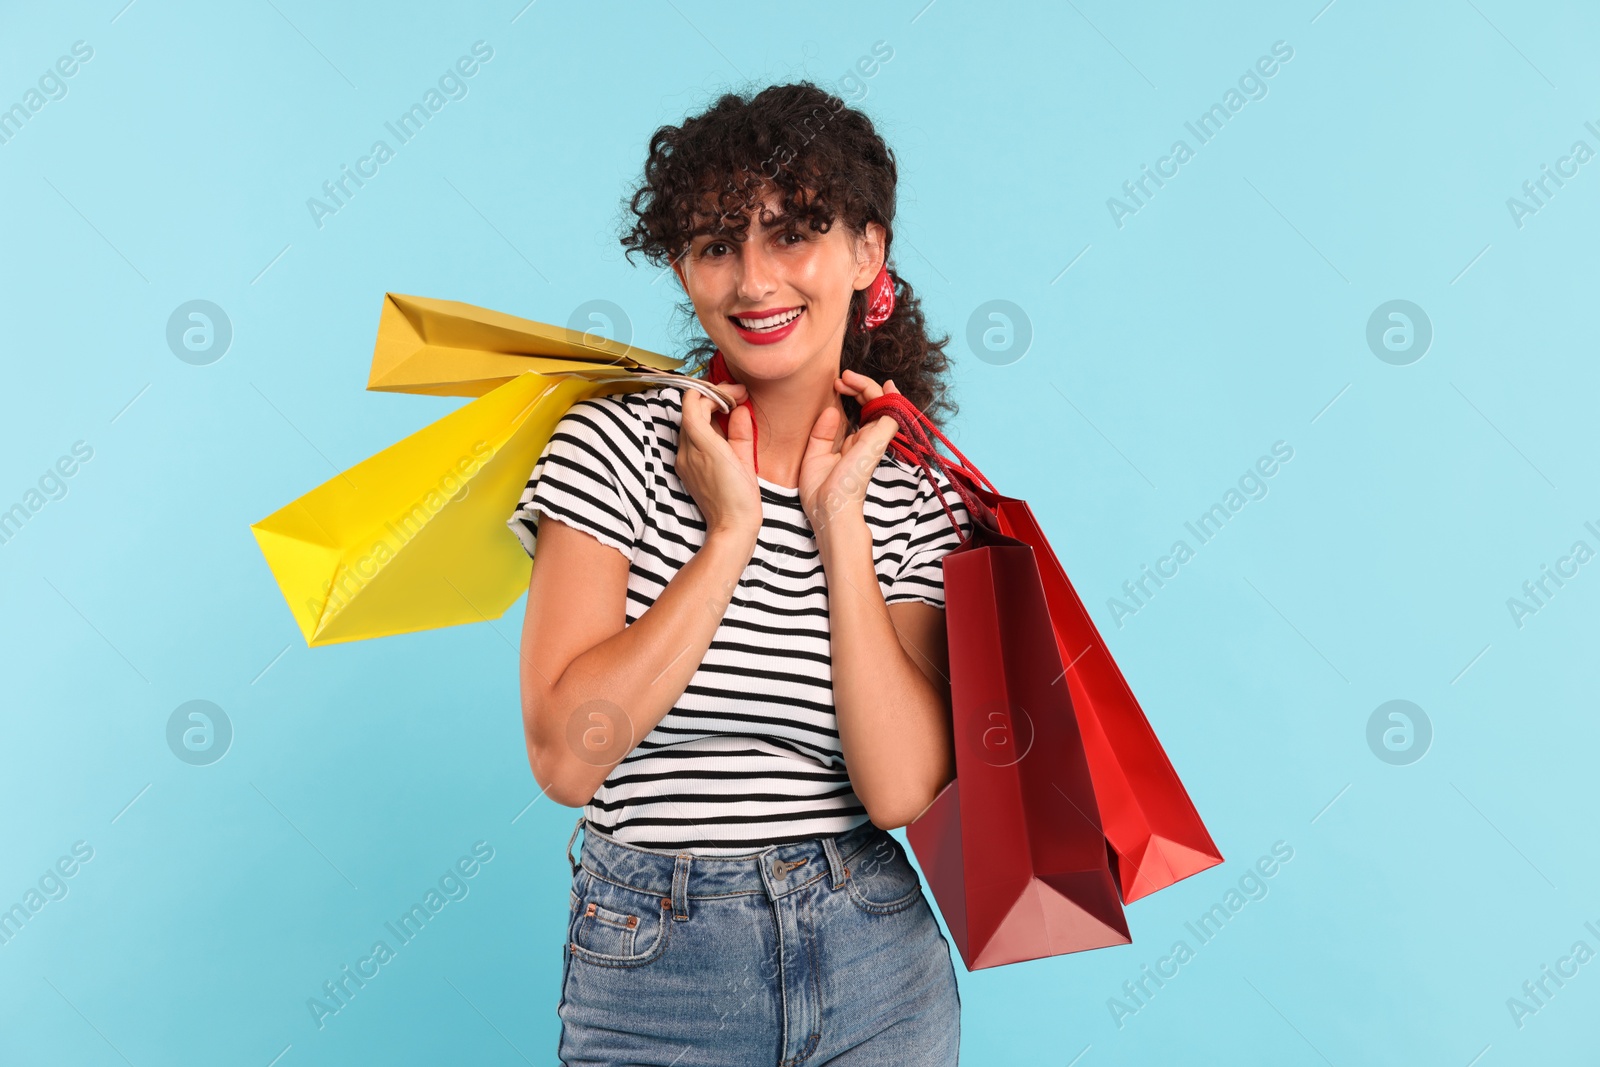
[820, 517, 956, 829]
[518, 516, 756, 808]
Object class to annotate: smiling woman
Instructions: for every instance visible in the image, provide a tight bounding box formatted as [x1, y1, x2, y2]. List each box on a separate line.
[514, 81, 969, 1064]
[623, 84, 956, 430]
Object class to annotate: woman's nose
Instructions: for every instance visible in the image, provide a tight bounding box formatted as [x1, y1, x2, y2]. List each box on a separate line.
[735, 242, 778, 302]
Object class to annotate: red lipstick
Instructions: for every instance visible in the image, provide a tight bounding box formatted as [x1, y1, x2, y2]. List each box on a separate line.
[729, 306, 804, 346]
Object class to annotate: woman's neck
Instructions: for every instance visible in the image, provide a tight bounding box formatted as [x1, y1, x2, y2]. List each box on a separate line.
[740, 363, 850, 488]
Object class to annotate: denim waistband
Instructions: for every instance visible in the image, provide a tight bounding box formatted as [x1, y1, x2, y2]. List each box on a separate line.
[565, 815, 884, 920]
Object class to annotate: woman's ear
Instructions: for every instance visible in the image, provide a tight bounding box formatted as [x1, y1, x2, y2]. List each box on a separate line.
[854, 221, 887, 289]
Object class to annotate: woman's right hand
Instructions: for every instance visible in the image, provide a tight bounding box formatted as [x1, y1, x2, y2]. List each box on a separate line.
[677, 384, 763, 545]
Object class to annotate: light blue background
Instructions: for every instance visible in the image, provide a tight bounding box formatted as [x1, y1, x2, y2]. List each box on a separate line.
[2, 1, 1596, 1063]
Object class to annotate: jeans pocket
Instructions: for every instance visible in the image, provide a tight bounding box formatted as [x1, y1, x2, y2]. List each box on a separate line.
[569, 871, 672, 968]
[844, 832, 923, 915]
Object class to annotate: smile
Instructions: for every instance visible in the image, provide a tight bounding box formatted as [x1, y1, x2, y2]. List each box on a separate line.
[730, 307, 803, 331]
[728, 305, 805, 347]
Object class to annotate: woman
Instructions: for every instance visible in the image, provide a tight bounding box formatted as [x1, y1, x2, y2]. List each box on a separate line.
[508, 81, 971, 1065]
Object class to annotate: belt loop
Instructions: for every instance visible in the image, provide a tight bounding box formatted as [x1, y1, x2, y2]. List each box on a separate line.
[670, 853, 693, 922]
[566, 815, 584, 875]
[822, 834, 846, 890]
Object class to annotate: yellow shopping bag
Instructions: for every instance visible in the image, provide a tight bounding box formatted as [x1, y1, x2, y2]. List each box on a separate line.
[366, 292, 684, 397]
[250, 293, 732, 647]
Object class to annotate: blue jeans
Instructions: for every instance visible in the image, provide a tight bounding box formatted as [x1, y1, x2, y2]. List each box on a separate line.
[558, 815, 962, 1066]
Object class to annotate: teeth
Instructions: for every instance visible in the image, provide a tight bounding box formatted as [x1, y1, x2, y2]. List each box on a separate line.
[734, 308, 802, 331]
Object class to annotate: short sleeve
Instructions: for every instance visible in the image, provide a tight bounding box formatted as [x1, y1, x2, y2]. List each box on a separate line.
[884, 466, 971, 609]
[506, 396, 646, 562]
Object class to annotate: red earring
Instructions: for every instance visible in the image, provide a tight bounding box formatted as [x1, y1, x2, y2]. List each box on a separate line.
[862, 265, 895, 330]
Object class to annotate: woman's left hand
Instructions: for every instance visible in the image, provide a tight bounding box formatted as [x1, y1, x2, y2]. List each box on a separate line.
[798, 370, 902, 545]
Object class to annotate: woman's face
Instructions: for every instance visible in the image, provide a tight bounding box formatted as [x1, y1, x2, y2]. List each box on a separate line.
[672, 187, 885, 384]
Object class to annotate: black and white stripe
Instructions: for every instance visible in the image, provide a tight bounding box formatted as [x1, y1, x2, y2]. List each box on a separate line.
[507, 385, 970, 854]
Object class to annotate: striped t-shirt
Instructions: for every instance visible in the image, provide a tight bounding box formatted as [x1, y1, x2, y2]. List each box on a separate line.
[506, 384, 971, 854]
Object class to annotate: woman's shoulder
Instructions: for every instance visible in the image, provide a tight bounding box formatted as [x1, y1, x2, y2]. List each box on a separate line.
[874, 450, 955, 496]
[868, 450, 967, 528]
[560, 384, 684, 450]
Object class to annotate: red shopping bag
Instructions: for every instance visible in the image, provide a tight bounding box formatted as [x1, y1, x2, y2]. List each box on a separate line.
[915, 516, 1134, 969]
[991, 500, 1223, 903]
[861, 397, 1131, 969]
[860, 390, 1222, 966]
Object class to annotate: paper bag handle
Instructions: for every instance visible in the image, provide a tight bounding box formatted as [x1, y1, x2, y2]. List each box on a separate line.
[569, 368, 740, 414]
[858, 391, 1000, 542]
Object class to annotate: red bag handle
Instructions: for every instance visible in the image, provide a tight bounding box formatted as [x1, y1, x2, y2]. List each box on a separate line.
[859, 392, 1001, 540]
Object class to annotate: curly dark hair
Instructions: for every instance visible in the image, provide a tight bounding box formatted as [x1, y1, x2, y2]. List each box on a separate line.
[617, 81, 957, 431]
